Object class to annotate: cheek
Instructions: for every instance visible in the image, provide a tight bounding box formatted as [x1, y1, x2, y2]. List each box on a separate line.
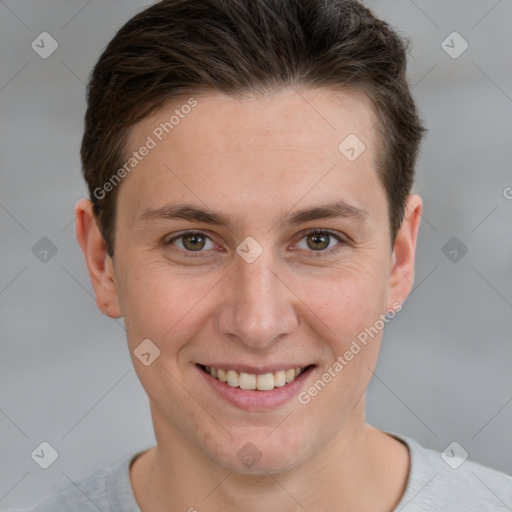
[300, 261, 389, 340]
[298, 273, 385, 428]
[295, 260, 388, 396]
[116, 257, 216, 349]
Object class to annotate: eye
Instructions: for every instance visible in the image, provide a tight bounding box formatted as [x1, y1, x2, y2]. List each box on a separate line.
[295, 229, 346, 255]
[165, 231, 216, 256]
[165, 229, 348, 259]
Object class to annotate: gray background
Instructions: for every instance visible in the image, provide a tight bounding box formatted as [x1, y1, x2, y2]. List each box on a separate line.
[1, 0, 511, 508]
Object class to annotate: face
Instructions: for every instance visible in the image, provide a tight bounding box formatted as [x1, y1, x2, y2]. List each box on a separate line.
[78, 87, 421, 475]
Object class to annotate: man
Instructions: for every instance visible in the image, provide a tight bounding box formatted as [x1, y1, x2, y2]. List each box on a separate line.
[9, 0, 512, 510]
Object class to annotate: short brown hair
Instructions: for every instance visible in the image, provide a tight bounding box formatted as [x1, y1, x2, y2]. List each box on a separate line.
[81, 0, 426, 257]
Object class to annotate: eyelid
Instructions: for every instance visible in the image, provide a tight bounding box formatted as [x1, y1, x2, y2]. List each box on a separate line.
[165, 229, 215, 244]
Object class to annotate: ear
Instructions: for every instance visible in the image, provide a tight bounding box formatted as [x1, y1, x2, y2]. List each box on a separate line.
[386, 194, 423, 310]
[75, 199, 122, 318]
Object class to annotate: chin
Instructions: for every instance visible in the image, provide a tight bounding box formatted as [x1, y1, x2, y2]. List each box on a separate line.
[208, 429, 308, 475]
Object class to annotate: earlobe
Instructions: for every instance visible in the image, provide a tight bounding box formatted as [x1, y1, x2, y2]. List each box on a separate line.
[75, 199, 122, 318]
[386, 194, 423, 310]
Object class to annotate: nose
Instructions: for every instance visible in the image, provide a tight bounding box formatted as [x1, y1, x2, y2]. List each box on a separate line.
[216, 253, 299, 350]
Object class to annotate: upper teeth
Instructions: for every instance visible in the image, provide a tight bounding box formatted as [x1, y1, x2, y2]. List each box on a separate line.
[204, 366, 306, 391]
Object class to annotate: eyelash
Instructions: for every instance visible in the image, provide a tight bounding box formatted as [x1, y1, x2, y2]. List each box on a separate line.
[164, 229, 348, 258]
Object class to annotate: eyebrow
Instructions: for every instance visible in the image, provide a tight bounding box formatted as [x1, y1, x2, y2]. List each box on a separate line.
[138, 200, 368, 228]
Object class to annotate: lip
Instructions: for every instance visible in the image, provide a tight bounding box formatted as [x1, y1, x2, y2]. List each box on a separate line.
[198, 363, 311, 374]
[196, 363, 315, 411]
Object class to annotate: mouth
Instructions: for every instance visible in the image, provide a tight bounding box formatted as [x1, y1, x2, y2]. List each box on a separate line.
[198, 364, 314, 391]
[196, 363, 317, 411]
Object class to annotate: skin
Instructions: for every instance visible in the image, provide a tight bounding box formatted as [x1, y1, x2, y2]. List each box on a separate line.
[76, 87, 422, 511]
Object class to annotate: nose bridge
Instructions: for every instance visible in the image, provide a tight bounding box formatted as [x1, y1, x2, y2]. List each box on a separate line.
[218, 249, 297, 348]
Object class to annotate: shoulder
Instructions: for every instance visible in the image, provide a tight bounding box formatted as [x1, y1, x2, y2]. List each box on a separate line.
[3, 453, 141, 512]
[390, 432, 512, 511]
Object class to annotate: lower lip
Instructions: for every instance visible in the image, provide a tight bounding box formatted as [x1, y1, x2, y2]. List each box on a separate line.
[197, 365, 315, 411]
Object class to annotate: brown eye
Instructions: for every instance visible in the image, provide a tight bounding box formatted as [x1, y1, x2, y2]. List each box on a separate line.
[181, 233, 206, 251]
[166, 231, 215, 255]
[295, 229, 346, 255]
[306, 232, 330, 251]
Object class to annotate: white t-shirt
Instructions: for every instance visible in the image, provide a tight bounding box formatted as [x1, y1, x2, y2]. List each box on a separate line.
[5, 432, 512, 511]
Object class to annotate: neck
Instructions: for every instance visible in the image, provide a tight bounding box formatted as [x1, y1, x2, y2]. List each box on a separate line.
[130, 397, 409, 512]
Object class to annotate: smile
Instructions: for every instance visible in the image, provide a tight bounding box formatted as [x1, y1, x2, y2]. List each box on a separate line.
[196, 363, 316, 410]
[199, 365, 310, 391]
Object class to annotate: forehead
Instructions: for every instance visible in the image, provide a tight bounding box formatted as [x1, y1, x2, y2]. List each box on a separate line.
[118, 87, 383, 226]
[128, 87, 377, 156]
